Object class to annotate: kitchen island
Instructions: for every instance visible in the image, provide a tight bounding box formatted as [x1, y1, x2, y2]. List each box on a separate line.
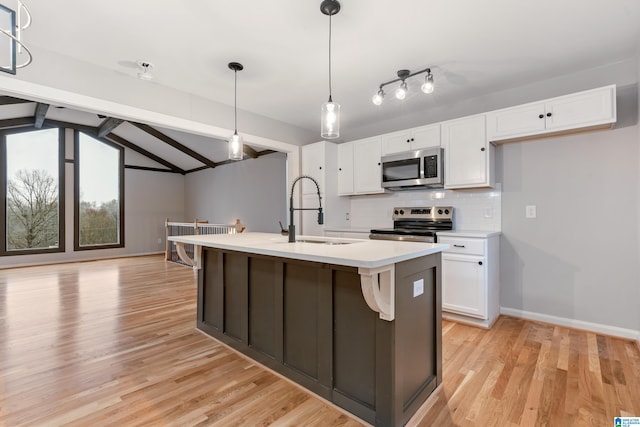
[169, 232, 448, 426]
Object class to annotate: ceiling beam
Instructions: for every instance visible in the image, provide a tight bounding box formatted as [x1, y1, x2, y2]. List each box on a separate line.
[184, 149, 278, 174]
[42, 119, 186, 175]
[97, 117, 125, 137]
[243, 144, 258, 159]
[0, 96, 31, 106]
[104, 133, 186, 175]
[0, 117, 35, 129]
[130, 122, 218, 169]
[34, 103, 50, 129]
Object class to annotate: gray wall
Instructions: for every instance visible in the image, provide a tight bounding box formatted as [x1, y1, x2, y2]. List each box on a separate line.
[498, 84, 640, 333]
[184, 152, 287, 233]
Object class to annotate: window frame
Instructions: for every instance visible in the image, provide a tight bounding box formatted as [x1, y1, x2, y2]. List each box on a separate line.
[73, 130, 125, 251]
[0, 126, 66, 256]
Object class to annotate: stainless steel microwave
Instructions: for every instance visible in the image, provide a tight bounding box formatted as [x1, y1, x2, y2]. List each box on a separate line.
[381, 147, 444, 190]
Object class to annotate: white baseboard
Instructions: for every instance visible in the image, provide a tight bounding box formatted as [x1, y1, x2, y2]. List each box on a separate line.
[0, 251, 165, 269]
[500, 307, 640, 347]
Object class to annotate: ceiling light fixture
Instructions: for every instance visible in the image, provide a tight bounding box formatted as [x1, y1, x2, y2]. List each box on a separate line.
[136, 60, 154, 80]
[228, 61, 244, 161]
[373, 67, 435, 105]
[0, 0, 33, 74]
[320, 0, 340, 139]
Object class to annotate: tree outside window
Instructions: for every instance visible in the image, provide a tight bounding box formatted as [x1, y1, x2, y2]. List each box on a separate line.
[74, 132, 124, 249]
[2, 128, 64, 255]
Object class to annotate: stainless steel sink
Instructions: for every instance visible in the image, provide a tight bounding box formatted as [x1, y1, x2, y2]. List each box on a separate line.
[296, 239, 353, 245]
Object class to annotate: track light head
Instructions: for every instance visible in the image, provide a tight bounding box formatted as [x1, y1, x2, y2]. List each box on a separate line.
[421, 71, 434, 94]
[372, 88, 385, 106]
[395, 81, 408, 100]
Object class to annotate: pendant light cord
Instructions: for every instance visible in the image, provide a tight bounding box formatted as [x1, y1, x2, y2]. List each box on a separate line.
[328, 13, 332, 103]
[234, 70, 238, 133]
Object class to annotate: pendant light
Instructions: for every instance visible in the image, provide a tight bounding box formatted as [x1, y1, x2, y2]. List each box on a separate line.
[228, 62, 244, 160]
[320, 0, 340, 139]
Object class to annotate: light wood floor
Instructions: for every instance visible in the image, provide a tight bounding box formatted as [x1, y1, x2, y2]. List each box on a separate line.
[1, 256, 638, 426]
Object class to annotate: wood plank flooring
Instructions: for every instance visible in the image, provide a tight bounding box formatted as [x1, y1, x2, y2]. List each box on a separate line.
[1, 255, 639, 426]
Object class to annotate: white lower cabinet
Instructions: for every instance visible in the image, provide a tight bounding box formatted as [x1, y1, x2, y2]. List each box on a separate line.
[439, 234, 500, 328]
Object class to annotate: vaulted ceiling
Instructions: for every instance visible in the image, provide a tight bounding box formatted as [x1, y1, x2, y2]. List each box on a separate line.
[1, 1, 639, 165]
[0, 95, 274, 173]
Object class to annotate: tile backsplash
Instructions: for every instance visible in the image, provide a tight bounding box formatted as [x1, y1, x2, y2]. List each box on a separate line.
[348, 184, 502, 231]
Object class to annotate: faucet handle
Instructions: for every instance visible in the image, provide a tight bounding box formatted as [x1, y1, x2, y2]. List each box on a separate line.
[279, 221, 289, 235]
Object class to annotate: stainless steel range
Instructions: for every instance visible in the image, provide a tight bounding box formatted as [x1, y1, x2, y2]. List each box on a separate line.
[369, 207, 453, 243]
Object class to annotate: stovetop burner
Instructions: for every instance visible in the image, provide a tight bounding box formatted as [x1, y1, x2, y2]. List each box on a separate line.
[370, 206, 453, 243]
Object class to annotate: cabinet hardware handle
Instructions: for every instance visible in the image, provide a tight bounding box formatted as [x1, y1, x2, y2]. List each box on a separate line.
[546, 112, 552, 117]
[411, 138, 415, 142]
[454, 244, 465, 248]
[538, 114, 544, 119]
[319, 166, 322, 170]
[377, 162, 381, 166]
[338, 168, 342, 171]
[480, 147, 485, 151]
[478, 261, 483, 265]
[406, 139, 410, 143]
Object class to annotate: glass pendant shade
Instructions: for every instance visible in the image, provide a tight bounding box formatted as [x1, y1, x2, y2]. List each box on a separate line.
[372, 89, 384, 106]
[228, 131, 243, 160]
[421, 73, 434, 94]
[321, 101, 340, 139]
[395, 81, 408, 100]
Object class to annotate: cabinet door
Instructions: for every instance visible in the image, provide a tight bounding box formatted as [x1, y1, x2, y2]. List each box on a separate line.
[442, 114, 490, 188]
[545, 86, 615, 131]
[337, 142, 354, 195]
[411, 124, 441, 150]
[442, 254, 487, 319]
[486, 102, 546, 141]
[353, 137, 384, 194]
[381, 131, 412, 155]
[301, 142, 326, 195]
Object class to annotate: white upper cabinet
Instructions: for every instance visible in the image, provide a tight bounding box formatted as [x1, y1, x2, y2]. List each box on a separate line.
[486, 85, 616, 143]
[353, 137, 384, 194]
[381, 123, 441, 155]
[442, 114, 494, 189]
[337, 142, 354, 195]
[301, 141, 326, 194]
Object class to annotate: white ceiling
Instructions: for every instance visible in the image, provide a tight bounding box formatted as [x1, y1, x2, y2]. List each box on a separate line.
[20, 0, 640, 139]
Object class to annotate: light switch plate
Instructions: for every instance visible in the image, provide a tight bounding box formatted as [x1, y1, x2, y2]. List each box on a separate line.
[413, 279, 424, 297]
[526, 205, 537, 218]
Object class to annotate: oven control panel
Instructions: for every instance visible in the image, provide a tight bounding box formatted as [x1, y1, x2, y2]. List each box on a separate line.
[392, 206, 453, 221]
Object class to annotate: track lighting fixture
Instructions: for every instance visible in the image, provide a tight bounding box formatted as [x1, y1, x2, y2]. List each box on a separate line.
[320, 0, 341, 139]
[228, 62, 244, 160]
[372, 67, 435, 105]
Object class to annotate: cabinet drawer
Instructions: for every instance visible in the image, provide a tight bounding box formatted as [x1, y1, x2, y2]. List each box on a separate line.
[438, 237, 485, 256]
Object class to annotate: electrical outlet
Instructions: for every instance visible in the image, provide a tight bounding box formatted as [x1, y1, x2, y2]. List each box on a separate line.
[157, 238, 162, 244]
[345, 212, 350, 221]
[526, 205, 537, 219]
[413, 279, 424, 298]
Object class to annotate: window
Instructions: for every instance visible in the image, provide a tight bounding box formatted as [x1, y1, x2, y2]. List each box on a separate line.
[1, 127, 65, 255]
[74, 131, 124, 250]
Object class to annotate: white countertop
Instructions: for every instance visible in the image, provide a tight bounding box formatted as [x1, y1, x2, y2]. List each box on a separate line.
[438, 230, 501, 238]
[169, 232, 449, 269]
[323, 226, 372, 234]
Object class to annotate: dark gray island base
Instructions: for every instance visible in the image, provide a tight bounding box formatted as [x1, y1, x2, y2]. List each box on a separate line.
[197, 247, 442, 426]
